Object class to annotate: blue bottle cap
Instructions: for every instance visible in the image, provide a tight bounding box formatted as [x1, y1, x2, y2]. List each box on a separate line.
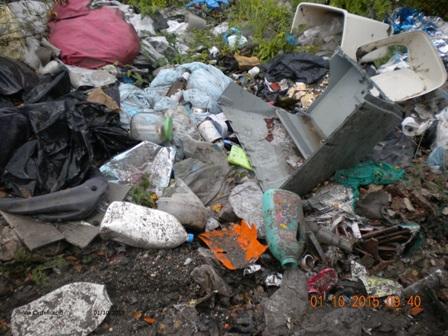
[186, 233, 194, 243]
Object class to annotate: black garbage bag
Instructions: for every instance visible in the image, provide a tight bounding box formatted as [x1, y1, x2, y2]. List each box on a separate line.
[0, 56, 39, 97]
[0, 171, 108, 221]
[23, 67, 72, 103]
[0, 107, 31, 174]
[264, 53, 329, 84]
[2, 92, 137, 197]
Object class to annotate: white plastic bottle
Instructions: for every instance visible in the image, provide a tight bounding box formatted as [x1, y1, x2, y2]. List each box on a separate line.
[100, 202, 193, 249]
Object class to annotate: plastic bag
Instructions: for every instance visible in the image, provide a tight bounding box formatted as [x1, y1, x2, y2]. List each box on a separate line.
[0, 56, 38, 96]
[2, 93, 136, 197]
[48, 0, 139, 69]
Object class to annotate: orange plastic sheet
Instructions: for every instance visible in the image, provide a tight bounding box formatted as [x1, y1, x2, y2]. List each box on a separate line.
[199, 220, 267, 270]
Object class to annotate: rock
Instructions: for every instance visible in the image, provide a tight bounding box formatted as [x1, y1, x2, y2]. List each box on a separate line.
[11, 282, 112, 336]
[262, 269, 308, 336]
[0, 225, 23, 261]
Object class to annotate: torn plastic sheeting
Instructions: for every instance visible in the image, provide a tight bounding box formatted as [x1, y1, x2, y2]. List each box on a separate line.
[264, 53, 329, 84]
[150, 62, 232, 103]
[100, 201, 189, 249]
[0, 107, 31, 175]
[48, 0, 139, 69]
[65, 64, 118, 89]
[100, 141, 175, 192]
[307, 268, 338, 296]
[174, 158, 230, 206]
[11, 282, 112, 336]
[0, 174, 108, 221]
[23, 67, 72, 104]
[229, 181, 265, 238]
[157, 194, 208, 231]
[334, 162, 405, 200]
[199, 220, 267, 270]
[2, 93, 136, 197]
[427, 147, 447, 173]
[0, 56, 38, 96]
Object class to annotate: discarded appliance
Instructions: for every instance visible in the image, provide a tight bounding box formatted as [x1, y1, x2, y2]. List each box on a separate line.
[291, 2, 390, 59]
[278, 50, 402, 196]
[357, 31, 447, 102]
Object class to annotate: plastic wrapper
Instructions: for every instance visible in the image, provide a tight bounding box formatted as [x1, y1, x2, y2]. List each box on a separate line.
[11, 282, 112, 336]
[229, 181, 265, 238]
[100, 141, 176, 193]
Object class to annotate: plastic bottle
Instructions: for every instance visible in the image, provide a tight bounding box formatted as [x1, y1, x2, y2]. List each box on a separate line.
[262, 189, 306, 268]
[100, 202, 194, 249]
[130, 113, 173, 144]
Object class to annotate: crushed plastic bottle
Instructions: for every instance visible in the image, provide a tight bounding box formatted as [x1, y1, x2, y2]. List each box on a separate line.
[100, 201, 193, 249]
[130, 113, 173, 144]
[263, 189, 305, 268]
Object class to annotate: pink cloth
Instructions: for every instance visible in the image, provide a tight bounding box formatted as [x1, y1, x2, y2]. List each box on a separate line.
[49, 0, 140, 69]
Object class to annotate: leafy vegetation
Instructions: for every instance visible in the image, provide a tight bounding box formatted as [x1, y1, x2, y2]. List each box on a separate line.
[0, 250, 67, 286]
[130, 174, 158, 208]
[126, 0, 184, 15]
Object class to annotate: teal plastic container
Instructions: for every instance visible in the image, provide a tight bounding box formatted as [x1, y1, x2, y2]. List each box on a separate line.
[263, 189, 305, 268]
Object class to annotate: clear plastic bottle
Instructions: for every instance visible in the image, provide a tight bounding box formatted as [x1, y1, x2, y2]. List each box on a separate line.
[130, 113, 173, 144]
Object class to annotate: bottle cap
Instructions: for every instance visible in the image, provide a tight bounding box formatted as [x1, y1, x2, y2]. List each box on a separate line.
[186, 233, 194, 243]
[162, 116, 173, 142]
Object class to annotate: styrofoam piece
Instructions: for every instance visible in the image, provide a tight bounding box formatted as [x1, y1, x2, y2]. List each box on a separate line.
[358, 31, 448, 102]
[291, 2, 389, 59]
[11, 282, 112, 336]
[100, 201, 188, 249]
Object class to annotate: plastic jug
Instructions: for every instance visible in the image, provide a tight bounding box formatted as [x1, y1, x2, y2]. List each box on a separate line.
[100, 201, 193, 249]
[263, 189, 305, 268]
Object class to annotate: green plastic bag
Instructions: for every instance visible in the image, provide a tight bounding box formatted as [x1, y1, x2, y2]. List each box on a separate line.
[334, 161, 404, 199]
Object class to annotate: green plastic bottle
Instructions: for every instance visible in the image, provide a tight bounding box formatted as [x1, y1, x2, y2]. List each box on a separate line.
[263, 189, 305, 268]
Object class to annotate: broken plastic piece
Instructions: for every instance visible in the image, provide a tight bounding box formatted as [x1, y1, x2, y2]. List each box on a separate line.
[11, 282, 112, 336]
[199, 220, 267, 270]
[291, 2, 390, 59]
[228, 145, 252, 170]
[357, 31, 447, 102]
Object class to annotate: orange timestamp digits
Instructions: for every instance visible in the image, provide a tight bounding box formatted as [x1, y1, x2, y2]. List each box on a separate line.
[309, 294, 423, 310]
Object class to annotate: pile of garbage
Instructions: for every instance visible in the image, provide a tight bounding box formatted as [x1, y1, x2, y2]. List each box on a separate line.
[0, 1, 447, 335]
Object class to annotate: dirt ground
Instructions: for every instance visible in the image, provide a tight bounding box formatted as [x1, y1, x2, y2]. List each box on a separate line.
[1, 214, 447, 336]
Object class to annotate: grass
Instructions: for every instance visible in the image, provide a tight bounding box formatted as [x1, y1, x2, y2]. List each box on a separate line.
[0, 250, 67, 286]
